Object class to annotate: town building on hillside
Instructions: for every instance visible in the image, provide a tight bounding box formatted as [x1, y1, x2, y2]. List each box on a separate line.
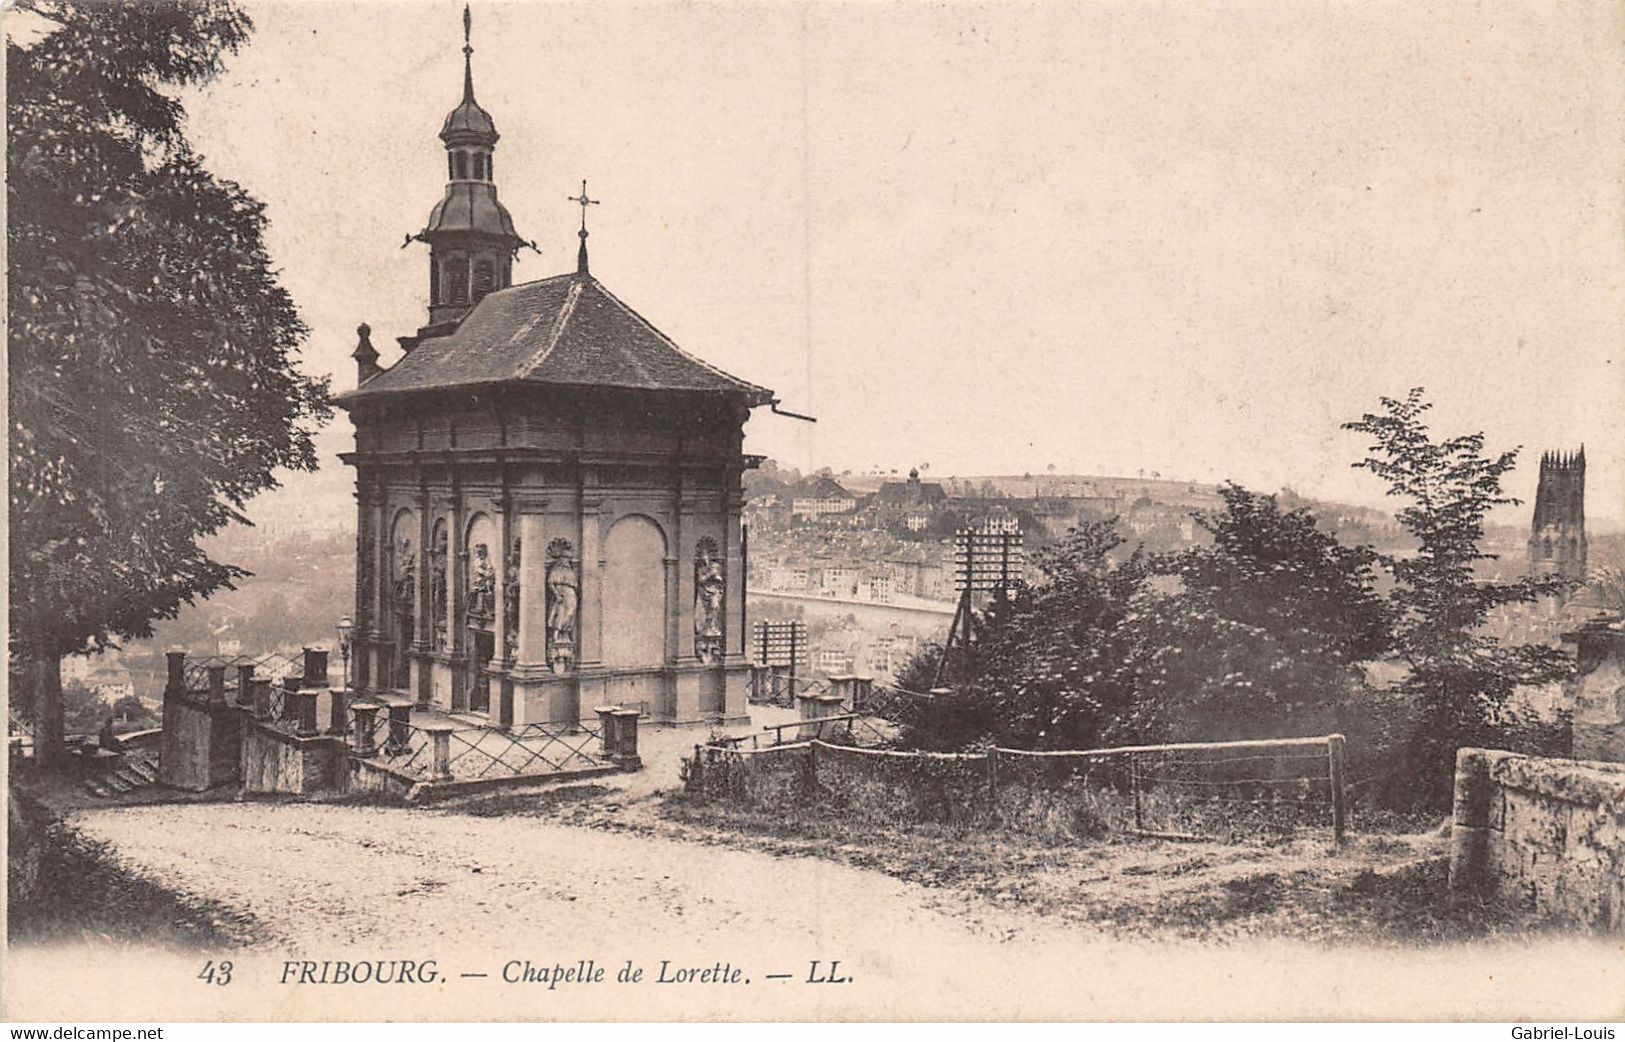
[333, 11, 773, 727]
[873, 467, 947, 517]
[1529, 448, 1587, 583]
[790, 476, 858, 521]
[818, 564, 862, 598]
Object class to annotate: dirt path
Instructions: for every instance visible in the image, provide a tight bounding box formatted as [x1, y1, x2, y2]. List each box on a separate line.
[5, 799, 1623, 1021]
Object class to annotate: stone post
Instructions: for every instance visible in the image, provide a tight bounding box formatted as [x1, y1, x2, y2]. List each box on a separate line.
[595, 706, 643, 769]
[352, 703, 381, 757]
[1448, 747, 1493, 895]
[422, 721, 456, 782]
[165, 651, 187, 696]
[292, 690, 321, 738]
[385, 700, 413, 756]
[850, 674, 875, 713]
[797, 692, 847, 741]
[206, 665, 228, 707]
[280, 675, 301, 724]
[250, 678, 274, 721]
[237, 665, 255, 707]
[1327, 733, 1348, 846]
[302, 648, 330, 690]
[329, 688, 350, 736]
[828, 674, 872, 710]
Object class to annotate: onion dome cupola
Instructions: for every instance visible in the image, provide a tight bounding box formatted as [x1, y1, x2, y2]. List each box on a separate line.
[417, 5, 526, 332]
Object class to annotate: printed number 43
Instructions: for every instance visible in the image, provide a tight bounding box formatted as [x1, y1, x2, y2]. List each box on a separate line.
[198, 961, 233, 986]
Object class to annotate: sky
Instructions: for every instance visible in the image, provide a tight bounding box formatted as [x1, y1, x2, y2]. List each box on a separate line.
[171, 0, 1622, 527]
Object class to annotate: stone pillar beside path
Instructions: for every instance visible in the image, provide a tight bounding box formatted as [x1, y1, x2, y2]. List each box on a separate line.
[797, 692, 847, 741]
[1448, 748, 1494, 895]
[595, 706, 643, 769]
[351, 703, 382, 757]
[420, 721, 457, 782]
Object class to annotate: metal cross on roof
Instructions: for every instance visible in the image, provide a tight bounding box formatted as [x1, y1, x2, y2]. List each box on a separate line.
[568, 179, 600, 232]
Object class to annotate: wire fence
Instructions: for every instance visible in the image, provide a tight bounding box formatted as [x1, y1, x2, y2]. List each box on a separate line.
[685, 733, 1349, 844]
[850, 683, 936, 720]
[344, 705, 607, 782]
[747, 670, 829, 708]
[183, 652, 303, 691]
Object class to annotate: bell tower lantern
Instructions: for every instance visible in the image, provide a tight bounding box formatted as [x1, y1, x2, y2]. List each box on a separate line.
[414, 5, 525, 334]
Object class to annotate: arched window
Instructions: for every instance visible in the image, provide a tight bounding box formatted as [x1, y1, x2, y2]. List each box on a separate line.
[446, 259, 469, 305]
[485, 153, 494, 181]
[454, 152, 468, 180]
[473, 259, 495, 301]
[447, 153, 456, 181]
[429, 261, 440, 304]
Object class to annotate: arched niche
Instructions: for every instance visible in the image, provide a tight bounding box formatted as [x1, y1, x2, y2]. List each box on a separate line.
[601, 514, 668, 669]
[385, 508, 419, 689]
[430, 518, 450, 651]
[465, 512, 498, 627]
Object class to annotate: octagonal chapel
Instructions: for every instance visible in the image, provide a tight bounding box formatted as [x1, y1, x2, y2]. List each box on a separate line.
[334, 10, 772, 728]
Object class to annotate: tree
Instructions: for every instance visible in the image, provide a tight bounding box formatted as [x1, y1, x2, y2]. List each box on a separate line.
[1137, 484, 1391, 742]
[1343, 389, 1573, 807]
[895, 521, 1152, 751]
[8, 0, 331, 767]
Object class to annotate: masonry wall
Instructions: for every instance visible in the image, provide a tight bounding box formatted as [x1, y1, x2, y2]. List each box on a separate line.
[1449, 748, 1625, 930]
[239, 721, 345, 796]
[157, 694, 242, 791]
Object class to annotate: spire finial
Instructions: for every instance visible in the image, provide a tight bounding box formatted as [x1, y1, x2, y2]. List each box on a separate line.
[462, 4, 475, 103]
[568, 178, 600, 276]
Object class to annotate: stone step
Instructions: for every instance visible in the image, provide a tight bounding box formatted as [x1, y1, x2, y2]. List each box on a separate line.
[112, 769, 150, 790]
[124, 759, 158, 783]
[104, 775, 135, 794]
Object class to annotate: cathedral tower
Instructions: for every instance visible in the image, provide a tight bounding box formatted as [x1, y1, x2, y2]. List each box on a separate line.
[1528, 447, 1587, 582]
[414, 6, 525, 334]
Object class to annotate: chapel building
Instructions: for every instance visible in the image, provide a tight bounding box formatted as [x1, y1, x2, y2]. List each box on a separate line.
[334, 9, 772, 728]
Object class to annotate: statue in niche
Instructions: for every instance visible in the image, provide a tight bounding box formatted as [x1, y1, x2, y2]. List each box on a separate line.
[503, 538, 520, 658]
[468, 542, 495, 621]
[430, 526, 449, 649]
[392, 537, 416, 609]
[694, 538, 725, 663]
[545, 539, 578, 674]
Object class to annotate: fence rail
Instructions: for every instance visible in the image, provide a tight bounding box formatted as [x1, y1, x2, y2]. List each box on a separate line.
[183, 652, 302, 691]
[344, 704, 608, 782]
[747, 669, 829, 708]
[687, 732, 1349, 845]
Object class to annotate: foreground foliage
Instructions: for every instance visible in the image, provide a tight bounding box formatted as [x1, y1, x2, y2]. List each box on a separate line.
[1343, 389, 1573, 805]
[896, 390, 1576, 810]
[7, 0, 330, 764]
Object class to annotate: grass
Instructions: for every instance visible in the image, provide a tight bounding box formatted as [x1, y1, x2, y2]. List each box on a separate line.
[648, 790, 1548, 945]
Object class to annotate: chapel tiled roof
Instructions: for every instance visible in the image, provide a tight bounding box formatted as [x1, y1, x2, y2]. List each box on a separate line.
[337, 272, 774, 405]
